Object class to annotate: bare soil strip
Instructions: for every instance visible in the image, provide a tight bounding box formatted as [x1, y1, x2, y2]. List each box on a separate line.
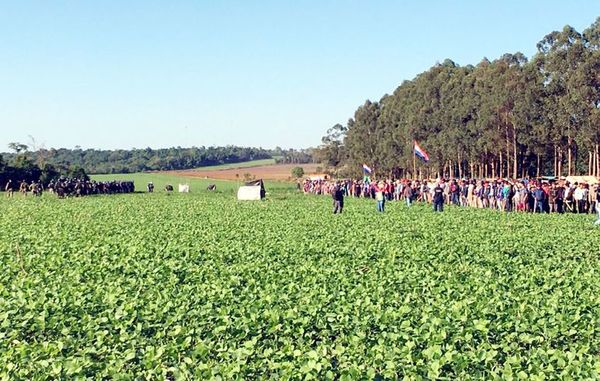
[167, 163, 321, 181]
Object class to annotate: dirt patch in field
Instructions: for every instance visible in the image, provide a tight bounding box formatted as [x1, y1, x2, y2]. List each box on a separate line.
[168, 163, 322, 181]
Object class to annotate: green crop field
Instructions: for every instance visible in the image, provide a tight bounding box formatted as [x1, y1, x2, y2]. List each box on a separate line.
[91, 173, 295, 193]
[1, 184, 600, 380]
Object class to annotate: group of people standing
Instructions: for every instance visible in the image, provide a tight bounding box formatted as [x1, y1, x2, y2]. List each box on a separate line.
[303, 177, 600, 224]
[4, 178, 135, 198]
[326, 179, 447, 214]
[4, 179, 43, 197]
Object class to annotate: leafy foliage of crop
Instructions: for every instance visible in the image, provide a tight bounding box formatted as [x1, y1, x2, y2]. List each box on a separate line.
[1, 192, 599, 380]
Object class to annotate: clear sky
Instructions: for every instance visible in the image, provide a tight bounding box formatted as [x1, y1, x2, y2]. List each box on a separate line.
[1, 1, 598, 151]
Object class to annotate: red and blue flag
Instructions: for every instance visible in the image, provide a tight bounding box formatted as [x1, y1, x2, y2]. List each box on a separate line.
[414, 141, 429, 162]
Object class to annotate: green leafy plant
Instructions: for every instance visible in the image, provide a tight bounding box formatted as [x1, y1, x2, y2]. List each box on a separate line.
[1, 190, 599, 379]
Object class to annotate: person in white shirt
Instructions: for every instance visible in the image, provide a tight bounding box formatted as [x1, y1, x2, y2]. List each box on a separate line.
[573, 184, 585, 213]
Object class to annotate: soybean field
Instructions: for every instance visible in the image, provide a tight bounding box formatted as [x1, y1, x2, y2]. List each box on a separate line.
[1, 185, 600, 380]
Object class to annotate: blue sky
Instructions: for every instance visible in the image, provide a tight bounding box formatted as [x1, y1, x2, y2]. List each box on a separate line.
[1, 1, 598, 150]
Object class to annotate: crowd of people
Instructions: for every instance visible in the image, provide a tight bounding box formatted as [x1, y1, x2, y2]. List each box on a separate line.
[303, 177, 600, 223]
[4, 179, 44, 197]
[4, 178, 135, 198]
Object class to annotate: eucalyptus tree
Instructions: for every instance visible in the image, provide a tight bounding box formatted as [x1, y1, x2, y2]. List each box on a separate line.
[323, 18, 600, 178]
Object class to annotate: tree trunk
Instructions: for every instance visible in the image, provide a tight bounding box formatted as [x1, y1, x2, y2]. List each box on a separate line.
[593, 144, 597, 177]
[558, 147, 563, 178]
[554, 145, 558, 177]
[568, 137, 573, 176]
[499, 152, 503, 178]
[512, 131, 518, 179]
[589, 151, 593, 176]
[596, 144, 600, 177]
[505, 113, 511, 179]
[593, 147, 596, 177]
[596, 144, 599, 177]
[536, 154, 541, 178]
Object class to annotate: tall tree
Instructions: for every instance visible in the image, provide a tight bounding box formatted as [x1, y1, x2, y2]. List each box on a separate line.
[322, 19, 600, 179]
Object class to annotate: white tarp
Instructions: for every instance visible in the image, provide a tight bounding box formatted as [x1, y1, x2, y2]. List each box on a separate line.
[565, 176, 599, 185]
[237, 186, 262, 200]
[178, 184, 190, 193]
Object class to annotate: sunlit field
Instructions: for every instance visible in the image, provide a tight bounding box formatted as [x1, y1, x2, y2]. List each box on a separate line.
[1, 185, 599, 379]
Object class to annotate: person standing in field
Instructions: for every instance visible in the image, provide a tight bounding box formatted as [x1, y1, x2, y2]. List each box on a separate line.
[476, 181, 485, 208]
[467, 180, 476, 207]
[481, 181, 492, 209]
[332, 182, 344, 214]
[564, 182, 575, 212]
[403, 181, 413, 207]
[460, 180, 469, 207]
[502, 181, 513, 212]
[554, 182, 565, 213]
[450, 180, 460, 206]
[432, 182, 444, 212]
[19, 180, 28, 196]
[375, 181, 385, 212]
[5, 180, 14, 198]
[533, 183, 546, 213]
[573, 183, 585, 214]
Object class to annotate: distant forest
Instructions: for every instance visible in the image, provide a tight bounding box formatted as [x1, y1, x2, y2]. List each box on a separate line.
[0, 145, 315, 187]
[316, 18, 600, 179]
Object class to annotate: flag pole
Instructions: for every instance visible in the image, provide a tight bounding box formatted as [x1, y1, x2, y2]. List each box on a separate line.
[412, 140, 416, 180]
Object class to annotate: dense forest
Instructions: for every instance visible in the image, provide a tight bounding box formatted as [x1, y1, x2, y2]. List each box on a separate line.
[317, 19, 600, 179]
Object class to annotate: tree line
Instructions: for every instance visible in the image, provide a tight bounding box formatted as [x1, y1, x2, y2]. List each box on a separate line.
[272, 147, 316, 164]
[0, 143, 88, 188]
[317, 18, 600, 180]
[1, 145, 273, 175]
[0, 143, 323, 188]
